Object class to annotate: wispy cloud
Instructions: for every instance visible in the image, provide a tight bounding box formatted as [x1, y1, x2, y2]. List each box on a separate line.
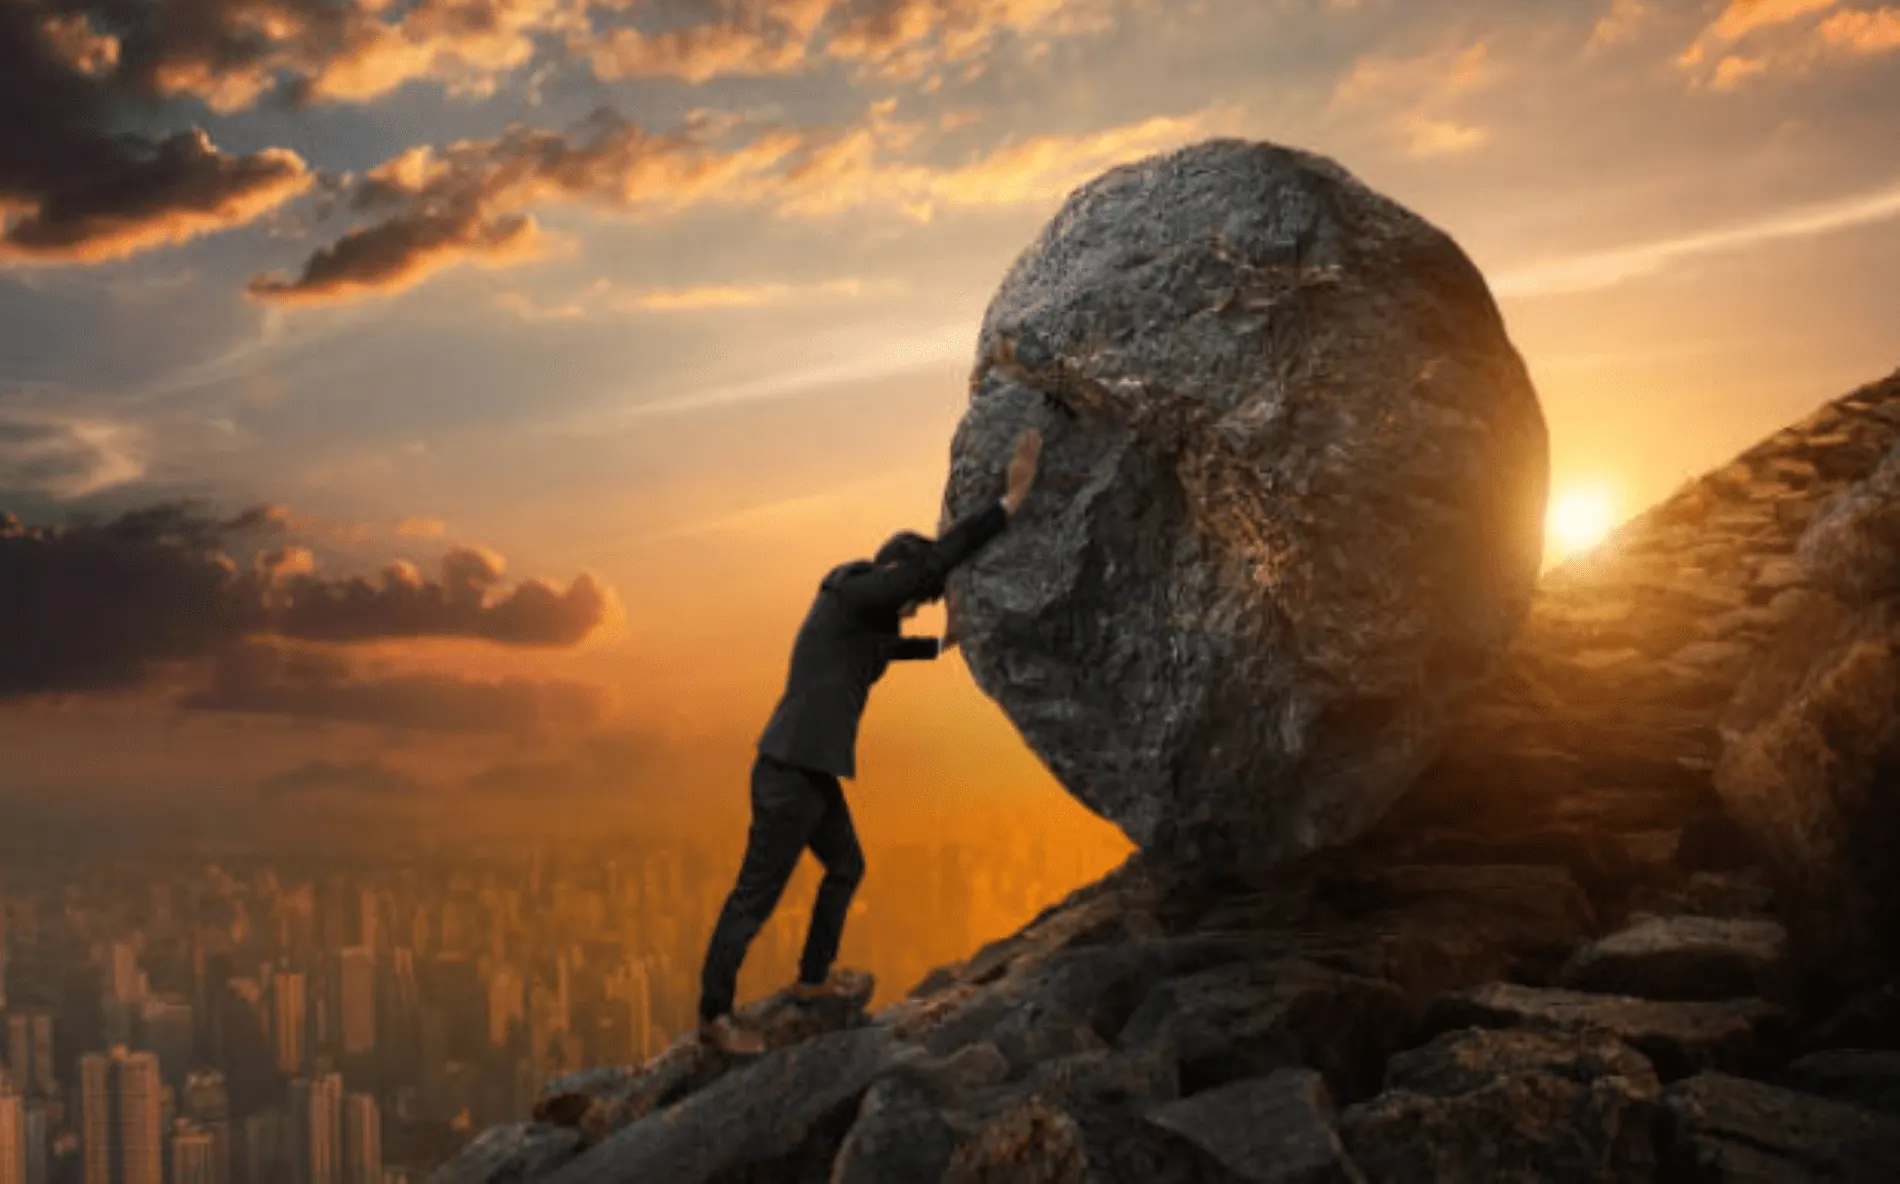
[1332, 40, 1494, 158]
[0, 413, 146, 497]
[1493, 177, 1900, 296]
[492, 276, 887, 319]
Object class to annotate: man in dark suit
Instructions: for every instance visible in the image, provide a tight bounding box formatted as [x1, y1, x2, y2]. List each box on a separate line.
[697, 428, 1044, 1054]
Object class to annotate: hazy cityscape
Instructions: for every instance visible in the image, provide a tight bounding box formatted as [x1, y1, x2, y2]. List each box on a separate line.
[0, 813, 1127, 1182]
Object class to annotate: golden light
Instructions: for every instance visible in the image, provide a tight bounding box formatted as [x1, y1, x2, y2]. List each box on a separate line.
[1549, 487, 1615, 557]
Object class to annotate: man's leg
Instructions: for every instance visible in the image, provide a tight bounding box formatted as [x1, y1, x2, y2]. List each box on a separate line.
[699, 754, 825, 1023]
[796, 775, 865, 988]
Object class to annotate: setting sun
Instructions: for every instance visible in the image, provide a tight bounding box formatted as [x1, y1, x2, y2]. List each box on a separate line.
[1550, 487, 1616, 557]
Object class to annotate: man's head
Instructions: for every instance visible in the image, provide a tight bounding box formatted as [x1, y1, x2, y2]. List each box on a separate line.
[876, 530, 940, 619]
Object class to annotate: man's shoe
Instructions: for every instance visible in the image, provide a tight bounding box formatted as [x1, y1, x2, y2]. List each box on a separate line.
[698, 1013, 766, 1056]
[789, 969, 855, 1002]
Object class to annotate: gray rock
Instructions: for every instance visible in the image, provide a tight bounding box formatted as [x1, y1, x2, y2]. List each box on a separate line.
[941, 136, 1547, 866]
[1559, 914, 1789, 1003]
[425, 1123, 581, 1184]
[1337, 1027, 1659, 1183]
[1659, 1071, 1900, 1181]
[1116, 958, 1412, 1102]
[942, 1096, 1090, 1184]
[1150, 1068, 1366, 1184]
[830, 1074, 957, 1184]
[1775, 1050, 1900, 1118]
[541, 1026, 918, 1184]
[1714, 591, 1900, 986]
[1424, 982, 1790, 1081]
[1796, 437, 1900, 602]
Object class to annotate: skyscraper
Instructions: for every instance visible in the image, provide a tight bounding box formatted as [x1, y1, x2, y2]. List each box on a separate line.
[80, 1046, 162, 1184]
[0, 1081, 24, 1184]
[342, 1094, 379, 1184]
[239, 1112, 284, 1184]
[168, 1123, 216, 1184]
[272, 973, 307, 1077]
[181, 1070, 231, 1184]
[4, 1013, 53, 1099]
[336, 949, 375, 1057]
[289, 1073, 341, 1184]
[21, 1104, 45, 1184]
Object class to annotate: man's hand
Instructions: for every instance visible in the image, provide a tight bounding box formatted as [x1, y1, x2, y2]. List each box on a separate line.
[941, 585, 964, 650]
[1002, 428, 1042, 516]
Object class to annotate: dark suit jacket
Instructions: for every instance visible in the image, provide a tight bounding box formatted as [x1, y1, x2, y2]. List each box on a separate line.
[755, 500, 1011, 779]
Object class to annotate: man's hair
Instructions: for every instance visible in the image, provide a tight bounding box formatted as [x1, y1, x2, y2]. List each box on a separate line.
[874, 531, 944, 601]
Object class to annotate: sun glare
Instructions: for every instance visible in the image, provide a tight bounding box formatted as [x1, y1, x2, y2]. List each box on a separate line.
[1549, 487, 1615, 558]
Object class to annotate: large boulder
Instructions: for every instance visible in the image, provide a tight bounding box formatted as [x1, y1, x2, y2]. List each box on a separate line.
[941, 137, 1548, 867]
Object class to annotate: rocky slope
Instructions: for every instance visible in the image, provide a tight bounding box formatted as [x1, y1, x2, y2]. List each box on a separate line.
[433, 367, 1900, 1183]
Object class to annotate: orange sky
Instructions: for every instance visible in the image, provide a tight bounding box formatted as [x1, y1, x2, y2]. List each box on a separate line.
[1, 0, 1897, 855]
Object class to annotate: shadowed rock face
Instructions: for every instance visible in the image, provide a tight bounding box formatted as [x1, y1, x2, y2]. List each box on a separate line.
[941, 137, 1548, 867]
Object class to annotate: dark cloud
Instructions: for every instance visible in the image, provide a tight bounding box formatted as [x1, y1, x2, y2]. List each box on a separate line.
[0, 1, 312, 263]
[258, 758, 422, 796]
[0, 502, 611, 700]
[189, 640, 608, 733]
[0, 502, 266, 696]
[246, 112, 804, 303]
[272, 546, 610, 645]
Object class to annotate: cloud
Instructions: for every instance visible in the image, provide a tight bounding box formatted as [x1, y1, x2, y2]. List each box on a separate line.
[494, 275, 880, 318]
[1587, 0, 1655, 49]
[1492, 176, 1900, 296]
[270, 546, 611, 646]
[1332, 40, 1494, 158]
[580, 0, 827, 81]
[0, 503, 611, 700]
[1675, 0, 1900, 86]
[0, 415, 147, 497]
[573, 0, 1112, 84]
[0, 0, 314, 264]
[187, 640, 609, 733]
[259, 758, 423, 796]
[247, 113, 806, 304]
[1818, 5, 1900, 52]
[256, 101, 1236, 305]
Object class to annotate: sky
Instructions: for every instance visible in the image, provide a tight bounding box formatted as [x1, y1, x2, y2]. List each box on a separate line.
[2, 0, 1898, 847]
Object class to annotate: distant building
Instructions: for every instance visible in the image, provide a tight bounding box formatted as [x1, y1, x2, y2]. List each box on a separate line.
[168, 1122, 216, 1184]
[181, 1070, 231, 1184]
[0, 1081, 24, 1184]
[4, 1013, 53, 1099]
[239, 1112, 284, 1184]
[289, 1073, 342, 1184]
[342, 1094, 379, 1184]
[21, 1103, 45, 1184]
[134, 999, 193, 1090]
[273, 973, 307, 1077]
[336, 950, 376, 1057]
[80, 1046, 162, 1184]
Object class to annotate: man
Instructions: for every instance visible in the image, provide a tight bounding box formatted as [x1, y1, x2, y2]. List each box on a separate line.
[697, 427, 1044, 1055]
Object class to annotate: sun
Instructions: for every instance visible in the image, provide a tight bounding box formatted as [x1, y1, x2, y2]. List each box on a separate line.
[1549, 487, 1615, 558]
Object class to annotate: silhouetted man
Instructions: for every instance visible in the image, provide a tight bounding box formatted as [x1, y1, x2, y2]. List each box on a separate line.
[697, 428, 1044, 1054]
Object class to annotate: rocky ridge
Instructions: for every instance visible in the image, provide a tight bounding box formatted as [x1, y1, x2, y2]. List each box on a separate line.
[433, 368, 1900, 1183]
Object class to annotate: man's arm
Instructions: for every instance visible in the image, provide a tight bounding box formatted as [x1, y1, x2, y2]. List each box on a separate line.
[888, 637, 941, 661]
[829, 501, 1010, 616]
[830, 428, 1042, 617]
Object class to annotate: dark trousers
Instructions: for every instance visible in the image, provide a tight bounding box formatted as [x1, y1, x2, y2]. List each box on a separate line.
[698, 751, 865, 1021]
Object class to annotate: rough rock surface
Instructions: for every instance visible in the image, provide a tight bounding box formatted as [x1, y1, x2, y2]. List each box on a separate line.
[1558, 914, 1789, 1003]
[1659, 1071, 1900, 1181]
[437, 349, 1900, 1182]
[1336, 1027, 1661, 1182]
[1422, 983, 1790, 1083]
[941, 136, 1548, 866]
[1148, 1069, 1366, 1183]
